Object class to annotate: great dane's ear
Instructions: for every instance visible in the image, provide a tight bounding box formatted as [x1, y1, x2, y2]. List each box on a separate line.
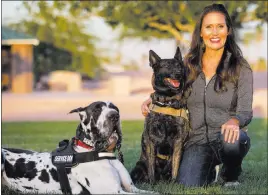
[69, 107, 87, 121]
[69, 107, 85, 114]
[149, 50, 161, 67]
[174, 46, 182, 62]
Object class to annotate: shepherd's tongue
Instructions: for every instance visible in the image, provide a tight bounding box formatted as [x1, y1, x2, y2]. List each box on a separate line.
[170, 79, 180, 87]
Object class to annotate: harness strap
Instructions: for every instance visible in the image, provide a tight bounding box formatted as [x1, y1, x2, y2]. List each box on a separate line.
[156, 153, 170, 160]
[74, 152, 116, 164]
[51, 138, 117, 195]
[56, 166, 72, 195]
[149, 103, 189, 120]
[53, 153, 116, 195]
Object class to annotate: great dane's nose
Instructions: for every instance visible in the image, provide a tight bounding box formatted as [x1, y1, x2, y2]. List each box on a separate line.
[108, 112, 119, 122]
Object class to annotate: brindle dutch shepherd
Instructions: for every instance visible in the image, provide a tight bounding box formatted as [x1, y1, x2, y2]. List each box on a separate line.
[130, 47, 191, 184]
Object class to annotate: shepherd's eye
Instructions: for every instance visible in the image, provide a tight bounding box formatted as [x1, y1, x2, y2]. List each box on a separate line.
[175, 73, 181, 78]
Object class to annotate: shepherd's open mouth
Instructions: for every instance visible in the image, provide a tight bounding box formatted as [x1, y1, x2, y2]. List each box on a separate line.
[164, 78, 180, 89]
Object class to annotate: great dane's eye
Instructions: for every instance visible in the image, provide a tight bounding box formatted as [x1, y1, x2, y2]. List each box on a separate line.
[94, 107, 102, 113]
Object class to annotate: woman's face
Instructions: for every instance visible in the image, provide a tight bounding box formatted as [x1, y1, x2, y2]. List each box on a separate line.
[201, 12, 229, 51]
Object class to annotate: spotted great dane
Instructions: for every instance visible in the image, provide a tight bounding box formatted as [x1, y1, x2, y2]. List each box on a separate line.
[2, 101, 156, 194]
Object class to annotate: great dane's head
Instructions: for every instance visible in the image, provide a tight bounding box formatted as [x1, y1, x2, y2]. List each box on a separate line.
[69, 101, 122, 152]
[149, 47, 185, 96]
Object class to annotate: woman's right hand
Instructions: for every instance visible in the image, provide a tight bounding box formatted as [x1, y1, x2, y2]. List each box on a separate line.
[141, 97, 152, 117]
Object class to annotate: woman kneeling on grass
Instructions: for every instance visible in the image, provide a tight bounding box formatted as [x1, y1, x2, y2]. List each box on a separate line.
[141, 3, 252, 187]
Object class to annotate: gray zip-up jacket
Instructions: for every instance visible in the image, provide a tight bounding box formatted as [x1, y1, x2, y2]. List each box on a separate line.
[186, 52, 253, 146]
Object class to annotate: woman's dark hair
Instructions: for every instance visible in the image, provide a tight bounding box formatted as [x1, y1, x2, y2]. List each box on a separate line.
[184, 3, 245, 92]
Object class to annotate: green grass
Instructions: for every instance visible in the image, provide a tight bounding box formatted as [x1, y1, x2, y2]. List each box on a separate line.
[2, 119, 267, 194]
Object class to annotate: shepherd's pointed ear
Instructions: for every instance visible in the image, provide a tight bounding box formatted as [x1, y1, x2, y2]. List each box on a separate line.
[174, 46, 182, 61]
[149, 50, 161, 67]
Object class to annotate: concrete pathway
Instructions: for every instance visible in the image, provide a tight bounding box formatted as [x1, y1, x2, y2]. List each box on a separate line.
[2, 91, 149, 121]
[2, 89, 267, 122]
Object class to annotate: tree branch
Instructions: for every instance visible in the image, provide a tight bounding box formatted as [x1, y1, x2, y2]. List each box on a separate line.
[175, 21, 194, 32]
[148, 21, 184, 41]
[145, 15, 159, 22]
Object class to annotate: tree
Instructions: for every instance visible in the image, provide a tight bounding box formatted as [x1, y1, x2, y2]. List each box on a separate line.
[9, 1, 101, 78]
[8, 1, 267, 77]
[67, 1, 267, 44]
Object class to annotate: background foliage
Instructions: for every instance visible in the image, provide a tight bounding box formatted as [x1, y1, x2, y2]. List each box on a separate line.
[9, 1, 100, 78]
[7, 1, 267, 78]
[81, 1, 267, 43]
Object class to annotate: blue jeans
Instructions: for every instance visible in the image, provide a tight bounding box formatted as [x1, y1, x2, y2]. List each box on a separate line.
[176, 130, 250, 187]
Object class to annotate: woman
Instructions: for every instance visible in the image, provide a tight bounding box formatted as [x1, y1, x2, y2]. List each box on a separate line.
[141, 4, 252, 187]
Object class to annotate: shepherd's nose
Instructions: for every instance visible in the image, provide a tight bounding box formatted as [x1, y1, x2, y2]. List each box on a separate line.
[108, 112, 119, 122]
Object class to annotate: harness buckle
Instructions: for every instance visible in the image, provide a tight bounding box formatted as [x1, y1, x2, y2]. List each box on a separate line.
[155, 100, 165, 107]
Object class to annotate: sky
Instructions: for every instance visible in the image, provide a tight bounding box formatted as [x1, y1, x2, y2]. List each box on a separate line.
[1, 1, 267, 70]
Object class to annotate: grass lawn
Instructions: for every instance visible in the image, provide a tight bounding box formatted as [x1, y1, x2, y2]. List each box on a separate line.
[1, 118, 267, 194]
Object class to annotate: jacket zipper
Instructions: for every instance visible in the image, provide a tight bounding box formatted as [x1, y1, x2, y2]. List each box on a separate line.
[203, 75, 214, 143]
[203, 75, 222, 160]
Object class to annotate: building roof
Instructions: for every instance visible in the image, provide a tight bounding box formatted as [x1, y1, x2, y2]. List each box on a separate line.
[1, 26, 39, 45]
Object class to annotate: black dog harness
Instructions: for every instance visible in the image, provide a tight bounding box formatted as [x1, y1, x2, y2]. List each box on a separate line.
[51, 138, 116, 195]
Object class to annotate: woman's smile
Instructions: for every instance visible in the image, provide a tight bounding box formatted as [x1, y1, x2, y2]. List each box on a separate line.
[210, 37, 221, 43]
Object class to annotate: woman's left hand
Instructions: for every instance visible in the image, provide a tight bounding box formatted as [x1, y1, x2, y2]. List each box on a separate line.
[221, 118, 240, 144]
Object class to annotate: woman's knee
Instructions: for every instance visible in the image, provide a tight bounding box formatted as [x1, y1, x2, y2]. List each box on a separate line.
[176, 145, 215, 187]
[221, 130, 250, 156]
[177, 163, 209, 187]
